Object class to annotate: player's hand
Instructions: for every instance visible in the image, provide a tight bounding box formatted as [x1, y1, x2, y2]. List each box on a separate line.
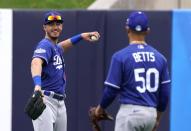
[89, 105, 113, 131]
[95, 105, 105, 117]
[94, 105, 113, 120]
[34, 85, 44, 97]
[34, 85, 41, 91]
[81, 31, 100, 42]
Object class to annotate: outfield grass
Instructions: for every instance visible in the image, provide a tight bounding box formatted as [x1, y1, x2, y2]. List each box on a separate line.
[0, 0, 95, 9]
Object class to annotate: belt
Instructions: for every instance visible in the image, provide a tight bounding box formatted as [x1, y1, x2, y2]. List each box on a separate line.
[43, 90, 65, 101]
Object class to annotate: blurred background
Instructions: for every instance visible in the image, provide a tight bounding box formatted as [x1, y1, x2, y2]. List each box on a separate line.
[0, 0, 191, 131]
[0, 0, 94, 9]
[0, 0, 191, 9]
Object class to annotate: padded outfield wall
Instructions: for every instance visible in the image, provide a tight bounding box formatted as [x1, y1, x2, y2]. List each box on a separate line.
[0, 9, 188, 131]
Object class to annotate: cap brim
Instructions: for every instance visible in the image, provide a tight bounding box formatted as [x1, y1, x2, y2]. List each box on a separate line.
[44, 20, 63, 25]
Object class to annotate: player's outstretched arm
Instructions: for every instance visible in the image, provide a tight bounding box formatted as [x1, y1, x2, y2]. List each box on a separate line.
[58, 31, 100, 51]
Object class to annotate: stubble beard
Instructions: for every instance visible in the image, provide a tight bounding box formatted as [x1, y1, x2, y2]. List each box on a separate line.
[46, 31, 60, 42]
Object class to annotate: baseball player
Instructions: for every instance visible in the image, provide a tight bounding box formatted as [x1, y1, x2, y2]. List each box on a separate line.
[31, 10, 100, 131]
[94, 11, 171, 131]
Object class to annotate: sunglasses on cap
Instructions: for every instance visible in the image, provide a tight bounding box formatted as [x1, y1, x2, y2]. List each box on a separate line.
[47, 15, 62, 21]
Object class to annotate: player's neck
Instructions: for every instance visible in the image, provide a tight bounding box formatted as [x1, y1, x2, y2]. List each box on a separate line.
[130, 40, 146, 44]
[129, 38, 146, 44]
[129, 33, 146, 44]
[45, 35, 58, 44]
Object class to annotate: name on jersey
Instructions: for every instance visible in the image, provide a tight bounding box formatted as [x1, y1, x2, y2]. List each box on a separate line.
[132, 52, 155, 62]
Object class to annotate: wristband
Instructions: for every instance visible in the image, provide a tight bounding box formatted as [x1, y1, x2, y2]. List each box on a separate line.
[33, 76, 41, 86]
[70, 34, 82, 45]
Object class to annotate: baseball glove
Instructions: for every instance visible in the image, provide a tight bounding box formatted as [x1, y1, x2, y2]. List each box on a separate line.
[89, 107, 114, 131]
[24, 91, 46, 120]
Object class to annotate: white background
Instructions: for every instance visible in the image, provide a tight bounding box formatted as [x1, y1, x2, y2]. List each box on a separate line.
[0, 9, 12, 131]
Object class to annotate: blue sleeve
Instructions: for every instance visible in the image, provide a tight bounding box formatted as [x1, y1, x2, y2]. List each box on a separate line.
[157, 60, 171, 112]
[33, 42, 52, 64]
[161, 59, 171, 84]
[157, 82, 170, 112]
[100, 85, 120, 109]
[104, 54, 122, 89]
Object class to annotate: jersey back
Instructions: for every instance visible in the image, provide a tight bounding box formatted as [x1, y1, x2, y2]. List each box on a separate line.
[105, 44, 170, 107]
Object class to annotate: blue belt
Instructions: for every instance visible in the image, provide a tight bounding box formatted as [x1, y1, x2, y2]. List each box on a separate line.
[43, 91, 65, 101]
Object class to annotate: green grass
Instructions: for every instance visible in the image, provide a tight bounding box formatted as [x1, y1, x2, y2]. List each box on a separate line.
[0, 0, 95, 9]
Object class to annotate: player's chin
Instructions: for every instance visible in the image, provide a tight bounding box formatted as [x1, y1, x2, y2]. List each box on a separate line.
[50, 32, 60, 38]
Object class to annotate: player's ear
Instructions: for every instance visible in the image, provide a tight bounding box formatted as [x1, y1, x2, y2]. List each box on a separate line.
[43, 25, 47, 31]
[125, 26, 130, 34]
[145, 27, 150, 35]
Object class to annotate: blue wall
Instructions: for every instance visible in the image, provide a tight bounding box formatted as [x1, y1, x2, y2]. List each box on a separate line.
[171, 10, 191, 131]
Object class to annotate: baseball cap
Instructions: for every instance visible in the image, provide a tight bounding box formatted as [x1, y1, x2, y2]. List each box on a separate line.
[44, 11, 63, 25]
[126, 11, 149, 32]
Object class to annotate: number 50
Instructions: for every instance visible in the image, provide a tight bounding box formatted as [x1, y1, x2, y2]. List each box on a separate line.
[134, 68, 159, 93]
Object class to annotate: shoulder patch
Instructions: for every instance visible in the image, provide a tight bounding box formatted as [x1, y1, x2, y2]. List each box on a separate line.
[34, 48, 46, 53]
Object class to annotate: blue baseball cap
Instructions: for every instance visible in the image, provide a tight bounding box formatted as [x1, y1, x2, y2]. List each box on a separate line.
[44, 11, 63, 25]
[126, 11, 149, 32]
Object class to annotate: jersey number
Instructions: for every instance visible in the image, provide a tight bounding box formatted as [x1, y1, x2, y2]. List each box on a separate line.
[134, 68, 159, 93]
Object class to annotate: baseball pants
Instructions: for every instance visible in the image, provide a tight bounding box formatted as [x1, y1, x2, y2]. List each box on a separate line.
[115, 104, 157, 131]
[32, 95, 67, 131]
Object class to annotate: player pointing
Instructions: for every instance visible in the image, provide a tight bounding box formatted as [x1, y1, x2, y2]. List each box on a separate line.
[31, 10, 100, 131]
[93, 11, 171, 131]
